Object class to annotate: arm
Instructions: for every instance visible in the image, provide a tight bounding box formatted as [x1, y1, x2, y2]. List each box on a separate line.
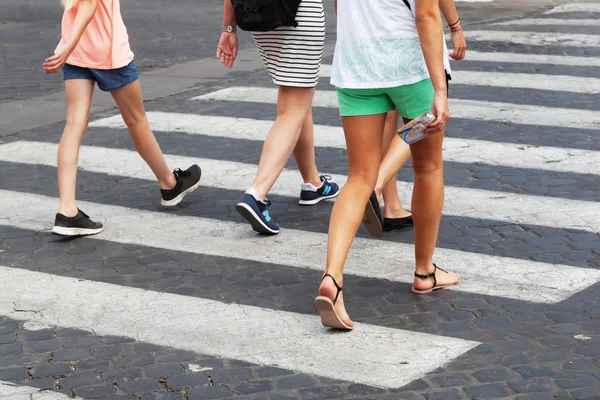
[334, 0, 337, 14]
[217, 0, 239, 68]
[44, 0, 99, 73]
[439, 0, 466, 60]
[415, 0, 449, 132]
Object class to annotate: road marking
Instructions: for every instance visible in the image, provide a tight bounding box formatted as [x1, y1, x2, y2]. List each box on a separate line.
[3, 140, 600, 233]
[319, 67, 600, 94]
[91, 112, 600, 175]
[0, 380, 75, 400]
[493, 18, 600, 27]
[192, 86, 600, 130]
[1, 190, 599, 303]
[544, 3, 600, 14]
[0, 266, 479, 389]
[461, 31, 600, 48]
[457, 50, 600, 67]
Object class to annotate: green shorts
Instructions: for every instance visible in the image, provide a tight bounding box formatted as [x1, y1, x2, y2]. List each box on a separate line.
[336, 78, 435, 120]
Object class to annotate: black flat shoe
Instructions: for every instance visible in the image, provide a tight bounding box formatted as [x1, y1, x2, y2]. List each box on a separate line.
[383, 215, 413, 232]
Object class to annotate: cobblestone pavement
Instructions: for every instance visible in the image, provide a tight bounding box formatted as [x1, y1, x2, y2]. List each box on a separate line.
[2, 1, 600, 400]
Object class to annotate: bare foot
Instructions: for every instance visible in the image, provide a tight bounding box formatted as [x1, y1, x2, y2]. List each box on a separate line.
[413, 265, 460, 292]
[319, 275, 354, 328]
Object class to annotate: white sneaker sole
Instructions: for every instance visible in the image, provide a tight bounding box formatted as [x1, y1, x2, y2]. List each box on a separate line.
[298, 191, 340, 206]
[235, 202, 279, 235]
[52, 226, 104, 237]
[161, 178, 202, 207]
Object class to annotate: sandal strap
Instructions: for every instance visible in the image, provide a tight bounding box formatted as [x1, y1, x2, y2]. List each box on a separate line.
[321, 273, 343, 304]
[413, 265, 439, 289]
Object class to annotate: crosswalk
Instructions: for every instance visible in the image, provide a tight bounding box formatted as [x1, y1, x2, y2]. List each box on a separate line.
[2, 2, 600, 394]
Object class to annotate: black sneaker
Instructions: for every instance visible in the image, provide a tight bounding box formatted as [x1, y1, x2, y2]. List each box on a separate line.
[161, 165, 202, 207]
[52, 209, 104, 236]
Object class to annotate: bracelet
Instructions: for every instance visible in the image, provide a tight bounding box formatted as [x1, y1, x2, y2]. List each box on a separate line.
[450, 22, 462, 32]
[448, 18, 460, 27]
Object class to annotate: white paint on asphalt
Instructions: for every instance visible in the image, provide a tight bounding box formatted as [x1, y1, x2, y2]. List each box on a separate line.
[23, 321, 53, 331]
[493, 18, 600, 27]
[2, 140, 600, 233]
[544, 3, 600, 14]
[460, 31, 600, 48]
[91, 112, 600, 175]
[191, 86, 600, 130]
[319, 67, 600, 94]
[0, 381, 76, 400]
[1, 190, 600, 303]
[0, 266, 479, 389]
[461, 50, 600, 67]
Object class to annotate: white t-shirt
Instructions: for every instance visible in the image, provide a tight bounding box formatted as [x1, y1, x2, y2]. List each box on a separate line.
[331, 0, 451, 89]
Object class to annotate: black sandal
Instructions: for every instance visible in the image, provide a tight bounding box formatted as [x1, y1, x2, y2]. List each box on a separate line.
[411, 264, 460, 294]
[314, 274, 354, 330]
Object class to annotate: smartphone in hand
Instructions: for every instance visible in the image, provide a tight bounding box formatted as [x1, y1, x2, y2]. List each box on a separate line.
[397, 111, 437, 144]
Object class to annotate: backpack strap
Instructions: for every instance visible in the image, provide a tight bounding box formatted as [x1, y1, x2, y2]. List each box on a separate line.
[402, 0, 411, 11]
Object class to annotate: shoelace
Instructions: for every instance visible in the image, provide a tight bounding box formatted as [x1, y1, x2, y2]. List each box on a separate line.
[173, 168, 191, 179]
[77, 209, 89, 219]
[320, 175, 332, 182]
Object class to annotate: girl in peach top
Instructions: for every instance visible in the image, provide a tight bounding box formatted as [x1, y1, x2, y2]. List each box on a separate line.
[44, 0, 201, 237]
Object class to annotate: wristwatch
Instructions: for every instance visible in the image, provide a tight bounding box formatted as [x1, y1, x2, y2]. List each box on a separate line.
[222, 25, 237, 33]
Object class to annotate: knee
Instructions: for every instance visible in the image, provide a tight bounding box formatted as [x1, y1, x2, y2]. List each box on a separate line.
[65, 115, 88, 132]
[412, 156, 443, 175]
[122, 111, 148, 129]
[348, 166, 379, 190]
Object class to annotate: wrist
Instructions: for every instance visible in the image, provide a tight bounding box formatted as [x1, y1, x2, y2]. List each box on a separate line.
[222, 24, 237, 33]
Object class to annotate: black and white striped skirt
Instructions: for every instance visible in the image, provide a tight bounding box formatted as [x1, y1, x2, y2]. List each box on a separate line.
[251, 0, 325, 88]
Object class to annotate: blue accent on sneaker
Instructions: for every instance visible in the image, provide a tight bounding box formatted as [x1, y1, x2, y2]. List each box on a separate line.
[263, 210, 271, 222]
[299, 175, 340, 205]
[235, 193, 280, 234]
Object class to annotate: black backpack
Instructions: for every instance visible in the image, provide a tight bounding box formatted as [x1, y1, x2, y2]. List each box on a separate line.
[232, 0, 302, 32]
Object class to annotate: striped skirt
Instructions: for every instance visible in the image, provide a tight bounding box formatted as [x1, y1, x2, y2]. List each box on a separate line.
[251, 0, 325, 88]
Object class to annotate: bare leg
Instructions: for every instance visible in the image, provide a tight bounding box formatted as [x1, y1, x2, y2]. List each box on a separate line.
[409, 129, 460, 289]
[378, 112, 412, 219]
[320, 113, 387, 327]
[111, 80, 176, 190]
[250, 86, 316, 200]
[292, 109, 322, 187]
[57, 79, 95, 217]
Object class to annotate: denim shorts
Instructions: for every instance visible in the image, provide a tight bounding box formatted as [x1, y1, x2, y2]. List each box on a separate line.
[62, 61, 139, 92]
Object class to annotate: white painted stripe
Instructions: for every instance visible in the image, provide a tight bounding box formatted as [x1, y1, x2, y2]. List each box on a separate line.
[544, 3, 600, 14]
[91, 112, 600, 175]
[0, 381, 76, 400]
[1, 189, 600, 303]
[493, 18, 600, 27]
[319, 66, 600, 94]
[3, 140, 600, 232]
[462, 50, 600, 67]
[191, 86, 600, 131]
[0, 266, 479, 389]
[461, 31, 600, 48]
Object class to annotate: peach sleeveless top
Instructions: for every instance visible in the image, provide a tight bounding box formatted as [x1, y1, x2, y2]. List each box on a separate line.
[56, 0, 134, 69]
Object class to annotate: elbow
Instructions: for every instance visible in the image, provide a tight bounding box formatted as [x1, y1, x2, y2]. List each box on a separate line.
[415, 9, 438, 27]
